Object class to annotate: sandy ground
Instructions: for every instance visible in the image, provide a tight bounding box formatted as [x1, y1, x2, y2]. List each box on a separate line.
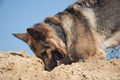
[0, 51, 120, 80]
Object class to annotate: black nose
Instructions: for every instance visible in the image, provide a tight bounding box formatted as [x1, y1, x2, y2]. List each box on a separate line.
[44, 67, 52, 71]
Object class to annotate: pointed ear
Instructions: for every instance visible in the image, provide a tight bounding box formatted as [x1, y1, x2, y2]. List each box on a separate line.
[27, 28, 46, 41]
[12, 33, 27, 42]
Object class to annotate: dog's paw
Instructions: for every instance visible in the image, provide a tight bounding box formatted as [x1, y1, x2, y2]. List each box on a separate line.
[79, 0, 98, 7]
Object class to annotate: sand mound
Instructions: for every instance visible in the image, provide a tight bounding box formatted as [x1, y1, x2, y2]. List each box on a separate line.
[0, 51, 120, 80]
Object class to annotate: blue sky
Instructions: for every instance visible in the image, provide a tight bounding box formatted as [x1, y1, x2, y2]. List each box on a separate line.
[0, 0, 76, 55]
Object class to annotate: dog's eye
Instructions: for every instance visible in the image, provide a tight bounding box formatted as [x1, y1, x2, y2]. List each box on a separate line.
[41, 51, 48, 58]
[45, 46, 50, 49]
[39, 40, 50, 49]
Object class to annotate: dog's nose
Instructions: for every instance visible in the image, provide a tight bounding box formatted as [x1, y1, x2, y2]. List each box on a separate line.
[44, 67, 51, 71]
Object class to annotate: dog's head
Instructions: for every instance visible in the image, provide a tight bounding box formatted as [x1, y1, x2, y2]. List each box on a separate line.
[13, 23, 67, 71]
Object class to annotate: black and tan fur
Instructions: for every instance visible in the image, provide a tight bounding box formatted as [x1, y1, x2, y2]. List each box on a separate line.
[13, 0, 120, 71]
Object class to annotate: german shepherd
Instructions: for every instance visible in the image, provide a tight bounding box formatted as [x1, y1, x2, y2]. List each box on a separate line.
[13, 0, 120, 71]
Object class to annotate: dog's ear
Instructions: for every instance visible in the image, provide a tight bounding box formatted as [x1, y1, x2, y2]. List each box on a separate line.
[12, 33, 27, 42]
[27, 28, 46, 41]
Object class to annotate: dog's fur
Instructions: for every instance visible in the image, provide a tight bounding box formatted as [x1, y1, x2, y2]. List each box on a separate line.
[13, 0, 120, 71]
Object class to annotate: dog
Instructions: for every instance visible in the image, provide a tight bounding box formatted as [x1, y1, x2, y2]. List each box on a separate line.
[13, 0, 120, 71]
